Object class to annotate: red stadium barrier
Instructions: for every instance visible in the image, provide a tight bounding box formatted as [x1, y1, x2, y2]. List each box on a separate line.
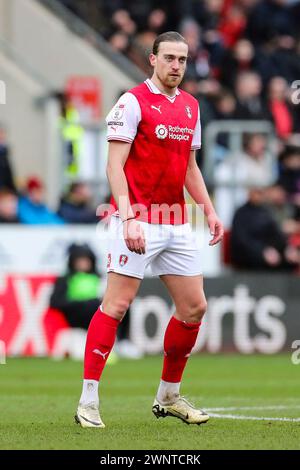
[0, 275, 70, 357]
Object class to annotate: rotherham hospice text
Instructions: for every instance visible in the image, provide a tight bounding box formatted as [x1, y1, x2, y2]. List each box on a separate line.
[168, 125, 194, 141]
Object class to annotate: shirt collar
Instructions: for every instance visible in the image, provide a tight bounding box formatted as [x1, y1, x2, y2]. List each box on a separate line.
[145, 78, 180, 97]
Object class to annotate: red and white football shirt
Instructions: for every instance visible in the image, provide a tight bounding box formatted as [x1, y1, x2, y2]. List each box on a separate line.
[106, 79, 201, 224]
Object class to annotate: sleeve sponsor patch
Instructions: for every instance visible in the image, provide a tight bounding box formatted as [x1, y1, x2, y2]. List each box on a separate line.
[112, 104, 125, 120]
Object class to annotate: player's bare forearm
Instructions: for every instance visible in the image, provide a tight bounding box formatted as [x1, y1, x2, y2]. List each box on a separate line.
[185, 151, 224, 245]
[185, 151, 215, 217]
[106, 141, 146, 254]
[106, 165, 134, 220]
[106, 141, 134, 221]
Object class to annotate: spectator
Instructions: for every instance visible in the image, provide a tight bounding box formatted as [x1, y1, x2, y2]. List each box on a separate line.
[210, 88, 238, 153]
[192, 0, 224, 31]
[50, 243, 102, 329]
[50, 243, 143, 358]
[215, 133, 276, 226]
[218, 1, 248, 48]
[270, 34, 300, 85]
[231, 186, 300, 271]
[147, 8, 167, 35]
[179, 18, 211, 80]
[267, 76, 295, 140]
[57, 93, 84, 177]
[214, 89, 237, 121]
[58, 182, 98, 224]
[265, 183, 296, 231]
[109, 31, 131, 54]
[111, 9, 137, 37]
[18, 177, 64, 225]
[220, 39, 256, 90]
[278, 145, 300, 200]
[131, 9, 167, 71]
[0, 126, 16, 192]
[0, 189, 19, 223]
[234, 71, 270, 120]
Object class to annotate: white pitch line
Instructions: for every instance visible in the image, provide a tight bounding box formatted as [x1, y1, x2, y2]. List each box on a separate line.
[208, 413, 300, 422]
[206, 405, 300, 412]
[203, 405, 300, 422]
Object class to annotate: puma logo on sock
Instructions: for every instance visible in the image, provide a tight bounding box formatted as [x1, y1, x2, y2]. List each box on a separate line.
[93, 349, 109, 359]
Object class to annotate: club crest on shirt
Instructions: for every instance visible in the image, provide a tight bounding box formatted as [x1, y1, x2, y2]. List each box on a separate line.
[119, 254, 128, 266]
[185, 106, 192, 119]
[107, 253, 111, 268]
[112, 103, 125, 121]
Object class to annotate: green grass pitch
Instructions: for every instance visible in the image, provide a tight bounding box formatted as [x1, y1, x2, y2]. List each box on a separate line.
[0, 354, 299, 450]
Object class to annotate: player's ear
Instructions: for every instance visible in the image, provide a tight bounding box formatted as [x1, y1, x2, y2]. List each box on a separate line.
[149, 53, 156, 67]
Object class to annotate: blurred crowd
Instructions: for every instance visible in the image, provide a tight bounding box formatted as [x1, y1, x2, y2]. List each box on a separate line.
[3, 0, 300, 273]
[58, 0, 300, 130]
[56, 0, 300, 273]
[0, 125, 99, 225]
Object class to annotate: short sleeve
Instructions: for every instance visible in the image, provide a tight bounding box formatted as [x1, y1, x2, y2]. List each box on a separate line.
[191, 106, 201, 150]
[106, 92, 141, 143]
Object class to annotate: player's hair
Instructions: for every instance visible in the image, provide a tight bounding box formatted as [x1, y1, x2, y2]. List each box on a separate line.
[152, 31, 187, 55]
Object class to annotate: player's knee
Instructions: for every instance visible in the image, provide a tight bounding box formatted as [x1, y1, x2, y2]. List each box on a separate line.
[102, 297, 131, 320]
[187, 299, 207, 323]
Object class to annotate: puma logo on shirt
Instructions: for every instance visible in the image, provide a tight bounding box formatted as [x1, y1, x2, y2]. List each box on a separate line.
[151, 105, 162, 114]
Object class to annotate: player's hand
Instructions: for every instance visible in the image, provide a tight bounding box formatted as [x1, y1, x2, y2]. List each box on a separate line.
[123, 219, 146, 255]
[207, 213, 224, 246]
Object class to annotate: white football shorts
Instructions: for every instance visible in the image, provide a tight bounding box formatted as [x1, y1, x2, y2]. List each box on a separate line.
[106, 216, 202, 279]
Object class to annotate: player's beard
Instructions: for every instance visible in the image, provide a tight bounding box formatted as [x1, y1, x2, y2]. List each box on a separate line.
[158, 71, 183, 92]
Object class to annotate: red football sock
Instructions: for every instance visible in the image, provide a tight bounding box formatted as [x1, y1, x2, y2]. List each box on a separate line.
[83, 308, 120, 380]
[162, 316, 201, 383]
